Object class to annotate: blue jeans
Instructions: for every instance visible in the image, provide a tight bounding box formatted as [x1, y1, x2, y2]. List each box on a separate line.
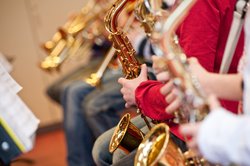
[92, 115, 188, 166]
[61, 69, 124, 166]
[92, 115, 150, 166]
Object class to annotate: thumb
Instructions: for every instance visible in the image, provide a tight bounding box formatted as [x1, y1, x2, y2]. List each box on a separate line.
[118, 77, 125, 84]
[139, 64, 148, 79]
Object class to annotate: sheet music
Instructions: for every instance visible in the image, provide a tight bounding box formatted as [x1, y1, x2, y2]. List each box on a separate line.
[0, 62, 22, 94]
[0, 83, 40, 151]
[0, 60, 40, 152]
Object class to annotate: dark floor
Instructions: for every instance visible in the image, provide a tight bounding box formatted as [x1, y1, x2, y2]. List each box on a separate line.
[11, 129, 67, 166]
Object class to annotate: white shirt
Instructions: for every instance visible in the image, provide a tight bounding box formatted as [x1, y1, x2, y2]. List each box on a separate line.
[197, 6, 250, 165]
[244, 4, 250, 115]
[198, 109, 250, 165]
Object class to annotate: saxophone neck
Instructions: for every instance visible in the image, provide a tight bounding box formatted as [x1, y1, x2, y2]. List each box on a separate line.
[104, 0, 130, 34]
[134, 0, 156, 36]
[162, 0, 196, 53]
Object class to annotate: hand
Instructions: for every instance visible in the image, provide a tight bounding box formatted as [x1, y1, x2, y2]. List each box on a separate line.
[152, 56, 169, 81]
[163, 57, 210, 115]
[188, 57, 210, 94]
[118, 64, 148, 108]
[179, 95, 221, 154]
[160, 80, 181, 115]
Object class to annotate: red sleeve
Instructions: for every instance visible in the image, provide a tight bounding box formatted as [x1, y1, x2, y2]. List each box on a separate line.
[176, 0, 220, 72]
[135, 80, 174, 121]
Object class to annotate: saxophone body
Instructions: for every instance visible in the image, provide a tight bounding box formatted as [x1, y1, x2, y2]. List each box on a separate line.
[39, 1, 109, 72]
[104, 0, 141, 79]
[104, 0, 146, 154]
[134, 0, 156, 37]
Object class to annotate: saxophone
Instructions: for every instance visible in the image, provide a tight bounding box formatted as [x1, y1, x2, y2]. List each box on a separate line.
[85, 13, 136, 87]
[160, 0, 209, 123]
[104, 0, 141, 79]
[134, 0, 210, 165]
[39, 1, 110, 72]
[104, 0, 152, 154]
[134, 0, 156, 37]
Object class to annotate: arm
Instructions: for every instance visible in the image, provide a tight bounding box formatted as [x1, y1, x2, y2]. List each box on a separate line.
[135, 80, 174, 120]
[200, 73, 242, 101]
[163, 57, 243, 114]
[138, 0, 223, 116]
[118, 64, 174, 121]
[188, 57, 243, 101]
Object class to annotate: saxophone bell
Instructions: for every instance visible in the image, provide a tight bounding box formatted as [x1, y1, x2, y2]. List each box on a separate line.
[134, 123, 208, 166]
[134, 123, 185, 166]
[109, 113, 145, 153]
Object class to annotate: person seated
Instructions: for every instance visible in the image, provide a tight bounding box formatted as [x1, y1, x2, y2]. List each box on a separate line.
[58, 19, 156, 166]
[92, 0, 244, 165]
[178, 8, 250, 164]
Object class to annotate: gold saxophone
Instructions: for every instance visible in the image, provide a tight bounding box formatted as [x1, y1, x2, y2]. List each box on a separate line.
[39, 1, 110, 72]
[134, 0, 210, 165]
[104, 0, 153, 154]
[85, 13, 136, 87]
[160, 0, 209, 123]
[104, 0, 141, 79]
[40, 28, 70, 72]
[134, 0, 156, 37]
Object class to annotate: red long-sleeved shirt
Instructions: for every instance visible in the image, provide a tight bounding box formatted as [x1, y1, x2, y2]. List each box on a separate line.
[135, 0, 244, 140]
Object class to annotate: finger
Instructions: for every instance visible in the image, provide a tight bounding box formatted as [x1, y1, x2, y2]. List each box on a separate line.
[118, 77, 125, 84]
[165, 90, 176, 103]
[125, 103, 129, 108]
[152, 55, 160, 71]
[120, 88, 125, 95]
[160, 81, 173, 96]
[208, 94, 221, 110]
[156, 72, 170, 82]
[179, 123, 200, 137]
[152, 56, 167, 73]
[186, 138, 197, 149]
[123, 95, 132, 103]
[139, 64, 148, 79]
[165, 98, 181, 114]
[125, 103, 132, 108]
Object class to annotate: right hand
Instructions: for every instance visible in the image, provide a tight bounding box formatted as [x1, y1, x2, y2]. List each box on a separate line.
[162, 57, 210, 114]
[179, 95, 221, 155]
[152, 55, 170, 83]
[118, 64, 148, 108]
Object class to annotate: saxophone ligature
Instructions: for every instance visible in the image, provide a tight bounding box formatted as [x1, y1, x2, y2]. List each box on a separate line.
[135, 0, 210, 165]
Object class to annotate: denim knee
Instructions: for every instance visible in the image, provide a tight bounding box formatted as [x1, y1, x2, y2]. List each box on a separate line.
[92, 127, 115, 166]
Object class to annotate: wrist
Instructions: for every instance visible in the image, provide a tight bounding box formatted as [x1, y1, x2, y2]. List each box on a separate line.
[200, 72, 213, 95]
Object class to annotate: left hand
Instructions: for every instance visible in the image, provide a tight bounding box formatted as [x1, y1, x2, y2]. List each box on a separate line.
[118, 64, 148, 108]
[179, 95, 221, 155]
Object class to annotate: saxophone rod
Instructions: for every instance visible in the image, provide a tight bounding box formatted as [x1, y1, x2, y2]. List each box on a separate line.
[96, 13, 136, 77]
